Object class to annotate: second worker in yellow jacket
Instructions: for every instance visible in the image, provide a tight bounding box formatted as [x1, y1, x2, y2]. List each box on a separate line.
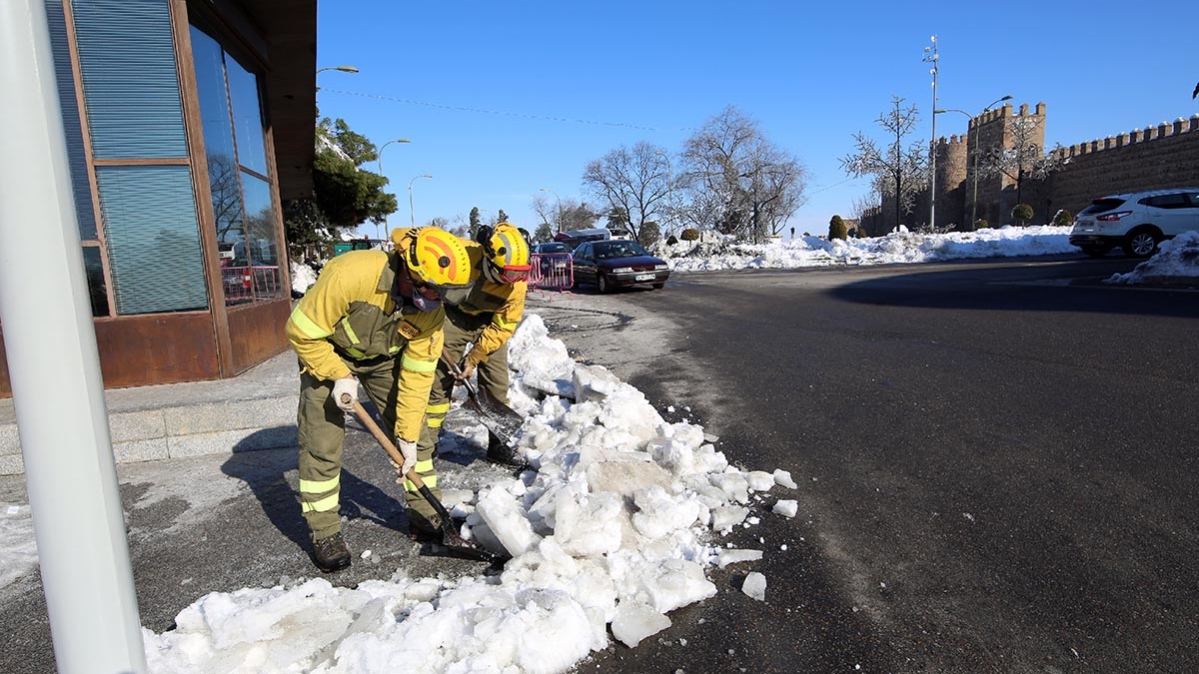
[411, 222, 531, 540]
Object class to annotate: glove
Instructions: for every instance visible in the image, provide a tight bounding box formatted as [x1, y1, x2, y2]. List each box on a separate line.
[460, 347, 489, 380]
[332, 376, 359, 412]
[394, 438, 418, 478]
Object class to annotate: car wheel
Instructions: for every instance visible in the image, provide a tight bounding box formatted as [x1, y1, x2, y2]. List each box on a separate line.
[1123, 228, 1160, 258]
[1079, 245, 1110, 258]
[598, 274, 611, 293]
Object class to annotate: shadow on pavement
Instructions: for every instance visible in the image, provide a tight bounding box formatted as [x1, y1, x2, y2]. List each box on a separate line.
[221, 428, 407, 559]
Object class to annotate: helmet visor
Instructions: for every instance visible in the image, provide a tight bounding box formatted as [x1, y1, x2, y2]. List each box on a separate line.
[497, 264, 532, 284]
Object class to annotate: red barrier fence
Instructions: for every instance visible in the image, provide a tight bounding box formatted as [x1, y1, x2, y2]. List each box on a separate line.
[528, 253, 573, 292]
[221, 265, 282, 303]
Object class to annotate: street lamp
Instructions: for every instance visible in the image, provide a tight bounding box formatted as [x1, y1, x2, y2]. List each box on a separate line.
[408, 174, 432, 228]
[923, 36, 939, 229]
[377, 138, 411, 175]
[935, 94, 1012, 228]
[375, 139, 410, 241]
[539, 187, 561, 234]
[316, 65, 359, 74]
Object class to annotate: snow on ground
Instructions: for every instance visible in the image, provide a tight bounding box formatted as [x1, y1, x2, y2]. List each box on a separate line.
[291, 261, 318, 295]
[665, 225, 1079, 271]
[137, 313, 788, 673]
[2, 226, 1194, 673]
[0, 504, 36, 589]
[1106, 230, 1199, 284]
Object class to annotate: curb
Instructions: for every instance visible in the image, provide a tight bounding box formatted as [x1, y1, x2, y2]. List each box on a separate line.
[0, 395, 298, 476]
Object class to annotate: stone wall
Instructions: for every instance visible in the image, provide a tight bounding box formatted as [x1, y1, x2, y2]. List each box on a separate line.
[858, 104, 1199, 233]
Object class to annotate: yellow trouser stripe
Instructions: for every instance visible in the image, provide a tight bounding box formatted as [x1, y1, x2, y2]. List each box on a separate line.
[426, 402, 451, 414]
[300, 475, 340, 493]
[302, 492, 339, 513]
[289, 306, 332, 339]
[402, 354, 437, 372]
[404, 475, 438, 492]
[415, 459, 434, 472]
[427, 417, 444, 429]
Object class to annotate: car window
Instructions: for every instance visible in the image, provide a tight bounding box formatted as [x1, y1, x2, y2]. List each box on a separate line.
[1184, 192, 1199, 208]
[1080, 198, 1127, 215]
[1142, 193, 1188, 209]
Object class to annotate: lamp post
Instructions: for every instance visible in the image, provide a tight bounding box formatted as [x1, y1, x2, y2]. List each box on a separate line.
[539, 187, 561, 234]
[408, 174, 432, 228]
[922, 36, 939, 230]
[935, 94, 1012, 229]
[376, 139, 410, 241]
[316, 65, 359, 74]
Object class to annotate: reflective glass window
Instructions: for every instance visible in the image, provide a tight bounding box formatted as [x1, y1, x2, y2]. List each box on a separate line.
[95, 166, 208, 314]
[82, 247, 109, 317]
[44, 0, 97, 240]
[71, 0, 188, 159]
[226, 55, 268, 176]
[240, 173, 284, 300]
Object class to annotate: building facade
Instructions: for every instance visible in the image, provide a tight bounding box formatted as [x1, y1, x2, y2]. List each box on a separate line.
[0, 0, 316, 395]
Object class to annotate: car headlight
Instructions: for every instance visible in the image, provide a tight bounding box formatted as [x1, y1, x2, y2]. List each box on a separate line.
[654, 264, 669, 270]
[611, 267, 633, 273]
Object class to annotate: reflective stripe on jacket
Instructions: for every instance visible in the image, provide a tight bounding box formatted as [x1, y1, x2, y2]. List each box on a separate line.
[286, 246, 444, 440]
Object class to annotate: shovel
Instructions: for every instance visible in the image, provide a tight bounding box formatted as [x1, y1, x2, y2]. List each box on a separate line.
[441, 354, 526, 467]
[344, 396, 502, 563]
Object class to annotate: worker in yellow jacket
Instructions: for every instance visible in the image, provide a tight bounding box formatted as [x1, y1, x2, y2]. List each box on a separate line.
[412, 222, 531, 540]
[286, 226, 473, 572]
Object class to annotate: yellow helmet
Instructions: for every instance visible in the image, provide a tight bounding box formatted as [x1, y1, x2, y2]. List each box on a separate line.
[392, 226, 473, 289]
[479, 222, 532, 283]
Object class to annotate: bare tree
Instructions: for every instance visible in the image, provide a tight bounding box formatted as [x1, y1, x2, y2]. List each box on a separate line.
[976, 113, 1067, 206]
[678, 106, 807, 242]
[840, 95, 928, 233]
[582, 141, 671, 242]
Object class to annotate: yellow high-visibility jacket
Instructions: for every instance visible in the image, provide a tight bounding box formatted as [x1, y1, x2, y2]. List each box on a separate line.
[441, 241, 526, 356]
[286, 248, 444, 440]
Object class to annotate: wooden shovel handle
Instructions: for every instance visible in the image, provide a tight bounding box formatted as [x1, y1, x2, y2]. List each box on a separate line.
[342, 394, 425, 489]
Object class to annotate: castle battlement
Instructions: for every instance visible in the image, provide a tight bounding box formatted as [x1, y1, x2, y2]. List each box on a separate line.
[1059, 115, 1199, 157]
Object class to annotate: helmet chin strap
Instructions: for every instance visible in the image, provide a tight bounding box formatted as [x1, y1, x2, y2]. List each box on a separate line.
[482, 261, 503, 284]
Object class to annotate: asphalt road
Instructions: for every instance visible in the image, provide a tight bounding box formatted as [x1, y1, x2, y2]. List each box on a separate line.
[531, 254, 1199, 673]
[3, 254, 1198, 673]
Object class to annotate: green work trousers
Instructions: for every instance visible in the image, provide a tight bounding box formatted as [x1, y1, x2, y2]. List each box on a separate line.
[297, 355, 410, 541]
[413, 310, 510, 518]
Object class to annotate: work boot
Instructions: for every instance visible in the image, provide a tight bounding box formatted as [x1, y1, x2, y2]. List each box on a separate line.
[312, 532, 351, 573]
[408, 512, 444, 544]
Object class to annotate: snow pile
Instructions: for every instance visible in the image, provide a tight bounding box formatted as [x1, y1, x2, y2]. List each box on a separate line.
[291, 261, 318, 295]
[666, 225, 1077, 271]
[1106, 230, 1199, 285]
[142, 314, 794, 673]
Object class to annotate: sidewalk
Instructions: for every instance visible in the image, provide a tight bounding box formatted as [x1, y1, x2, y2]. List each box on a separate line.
[0, 350, 300, 475]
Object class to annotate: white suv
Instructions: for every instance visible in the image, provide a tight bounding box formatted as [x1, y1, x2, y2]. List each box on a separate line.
[1069, 187, 1199, 258]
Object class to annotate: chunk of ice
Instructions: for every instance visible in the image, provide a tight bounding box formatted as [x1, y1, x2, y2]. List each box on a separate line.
[772, 500, 798, 518]
[611, 601, 671, 648]
[742, 572, 767, 601]
[773, 469, 798, 489]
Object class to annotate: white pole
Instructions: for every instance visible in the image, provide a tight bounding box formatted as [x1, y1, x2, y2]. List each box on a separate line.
[924, 36, 939, 229]
[0, 1, 147, 672]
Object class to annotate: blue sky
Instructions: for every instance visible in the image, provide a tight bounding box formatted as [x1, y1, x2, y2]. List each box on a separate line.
[315, 1, 1198, 238]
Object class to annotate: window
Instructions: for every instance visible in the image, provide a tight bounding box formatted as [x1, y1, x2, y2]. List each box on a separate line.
[71, 0, 208, 315]
[190, 22, 284, 305]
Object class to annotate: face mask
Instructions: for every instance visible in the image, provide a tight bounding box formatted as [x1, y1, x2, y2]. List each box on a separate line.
[411, 292, 441, 312]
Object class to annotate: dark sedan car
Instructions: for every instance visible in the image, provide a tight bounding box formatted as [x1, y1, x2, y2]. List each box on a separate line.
[571, 239, 670, 292]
